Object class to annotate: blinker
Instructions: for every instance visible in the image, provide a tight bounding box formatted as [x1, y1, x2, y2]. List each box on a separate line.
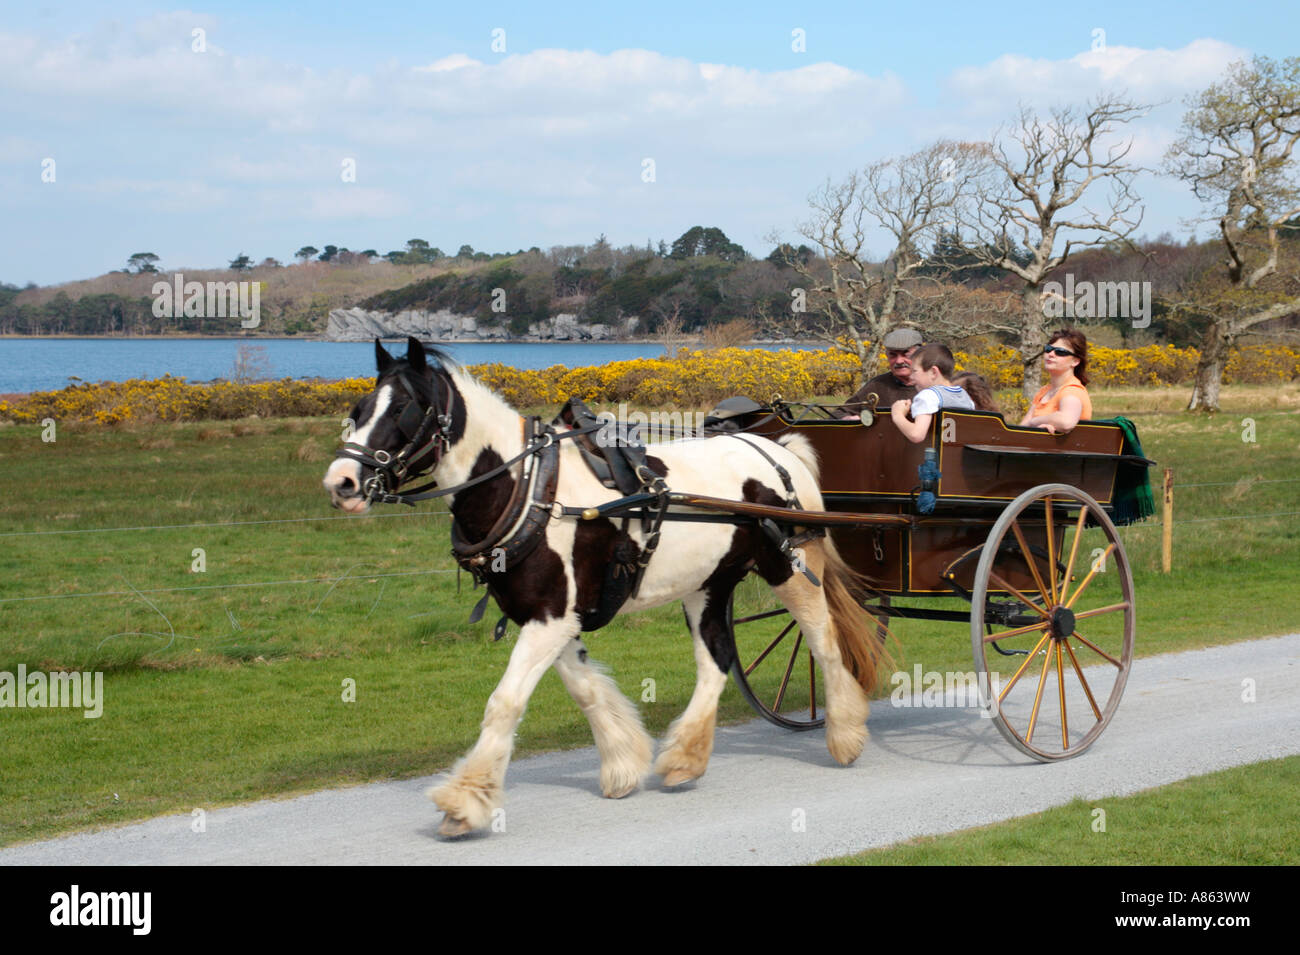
[397, 399, 425, 439]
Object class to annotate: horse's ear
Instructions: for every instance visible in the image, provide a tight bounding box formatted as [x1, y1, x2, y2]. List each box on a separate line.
[405, 336, 428, 375]
[375, 338, 394, 375]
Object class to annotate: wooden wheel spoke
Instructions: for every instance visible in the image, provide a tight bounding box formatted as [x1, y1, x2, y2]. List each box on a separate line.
[809, 652, 817, 720]
[1056, 641, 1068, 749]
[730, 589, 826, 731]
[973, 484, 1135, 762]
[1025, 637, 1056, 743]
[1044, 496, 1057, 605]
[744, 619, 796, 677]
[987, 571, 1051, 619]
[1070, 630, 1122, 668]
[1010, 520, 1054, 609]
[1065, 543, 1116, 609]
[734, 608, 793, 626]
[772, 631, 803, 711]
[998, 631, 1053, 702]
[1072, 601, 1130, 622]
[983, 620, 1050, 644]
[1060, 507, 1089, 597]
[1064, 638, 1103, 721]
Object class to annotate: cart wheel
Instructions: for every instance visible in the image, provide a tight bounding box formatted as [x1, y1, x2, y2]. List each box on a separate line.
[971, 483, 1134, 761]
[727, 577, 826, 730]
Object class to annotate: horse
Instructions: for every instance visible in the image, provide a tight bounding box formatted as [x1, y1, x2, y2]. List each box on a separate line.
[322, 337, 887, 836]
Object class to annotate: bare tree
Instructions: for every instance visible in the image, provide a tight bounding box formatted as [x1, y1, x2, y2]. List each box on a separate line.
[959, 97, 1149, 400]
[777, 140, 990, 379]
[1164, 55, 1300, 411]
[655, 301, 686, 357]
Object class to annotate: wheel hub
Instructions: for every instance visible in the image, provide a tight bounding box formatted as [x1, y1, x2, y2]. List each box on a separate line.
[1049, 605, 1076, 639]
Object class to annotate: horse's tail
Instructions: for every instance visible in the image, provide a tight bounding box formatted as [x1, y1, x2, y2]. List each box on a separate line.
[774, 429, 890, 690]
[819, 533, 895, 693]
[776, 433, 819, 482]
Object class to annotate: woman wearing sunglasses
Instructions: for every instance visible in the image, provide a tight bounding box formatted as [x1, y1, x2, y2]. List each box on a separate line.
[1019, 328, 1092, 433]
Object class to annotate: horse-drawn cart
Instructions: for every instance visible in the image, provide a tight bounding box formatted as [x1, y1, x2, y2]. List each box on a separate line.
[688, 398, 1155, 762]
[327, 342, 1158, 835]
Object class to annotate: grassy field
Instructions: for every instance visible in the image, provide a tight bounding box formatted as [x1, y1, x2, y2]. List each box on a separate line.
[821, 755, 1300, 865]
[0, 383, 1297, 845]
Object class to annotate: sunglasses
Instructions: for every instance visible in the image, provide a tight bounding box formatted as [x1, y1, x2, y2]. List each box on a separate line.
[1044, 345, 1076, 357]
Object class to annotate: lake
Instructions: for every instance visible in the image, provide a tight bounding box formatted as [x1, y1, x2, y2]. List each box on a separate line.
[0, 339, 821, 394]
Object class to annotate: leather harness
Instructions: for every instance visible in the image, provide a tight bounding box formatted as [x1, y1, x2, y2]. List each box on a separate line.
[333, 376, 819, 635]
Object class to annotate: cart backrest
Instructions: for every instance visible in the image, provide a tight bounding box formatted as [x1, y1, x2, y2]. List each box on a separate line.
[734, 407, 1128, 506]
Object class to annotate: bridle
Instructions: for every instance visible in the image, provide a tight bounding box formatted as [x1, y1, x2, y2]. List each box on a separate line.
[334, 368, 456, 506]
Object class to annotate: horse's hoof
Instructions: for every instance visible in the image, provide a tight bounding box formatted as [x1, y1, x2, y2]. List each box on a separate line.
[661, 768, 702, 788]
[827, 725, 868, 766]
[438, 814, 473, 837]
[603, 780, 639, 799]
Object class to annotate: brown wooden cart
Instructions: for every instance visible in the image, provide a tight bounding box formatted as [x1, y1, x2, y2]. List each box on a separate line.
[686, 399, 1155, 762]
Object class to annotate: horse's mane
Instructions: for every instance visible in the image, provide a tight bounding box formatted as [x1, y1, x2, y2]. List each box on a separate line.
[422, 344, 459, 372]
[413, 345, 520, 425]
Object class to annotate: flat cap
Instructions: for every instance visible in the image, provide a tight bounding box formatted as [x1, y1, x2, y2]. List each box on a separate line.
[881, 327, 924, 350]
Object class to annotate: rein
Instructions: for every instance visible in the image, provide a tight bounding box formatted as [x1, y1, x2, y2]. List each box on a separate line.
[333, 371, 609, 507]
[335, 368, 457, 507]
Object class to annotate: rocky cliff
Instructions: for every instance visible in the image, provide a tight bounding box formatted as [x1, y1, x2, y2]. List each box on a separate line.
[325, 307, 633, 342]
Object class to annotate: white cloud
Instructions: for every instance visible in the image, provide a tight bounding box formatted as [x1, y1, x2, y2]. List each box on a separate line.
[415, 54, 482, 73]
[945, 38, 1247, 117]
[304, 187, 405, 219]
[0, 20, 1260, 281]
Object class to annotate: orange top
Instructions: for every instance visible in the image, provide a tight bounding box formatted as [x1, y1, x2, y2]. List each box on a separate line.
[1030, 380, 1092, 423]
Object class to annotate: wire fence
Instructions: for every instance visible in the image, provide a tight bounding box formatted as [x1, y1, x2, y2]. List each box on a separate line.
[0, 568, 457, 606]
[0, 509, 450, 539]
[0, 470, 1294, 607]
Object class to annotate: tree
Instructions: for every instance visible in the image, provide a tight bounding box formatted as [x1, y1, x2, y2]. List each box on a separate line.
[766, 243, 813, 268]
[582, 234, 615, 270]
[258, 257, 282, 269]
[126, 252, 160, 274]
[294, 246, 319, 263]
[959, 97, 1150, 400]
[778, 140, 990, 378]
[229, 253, 253, 272]
[669, 226, 747, 262]
[1164, 55, 1300, 411]
[318, 245, 339, 262]
[400, 239, 442, 263]
[457, 244, 475, 259]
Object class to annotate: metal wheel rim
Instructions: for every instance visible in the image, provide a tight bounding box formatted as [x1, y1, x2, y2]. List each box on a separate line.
[727, 589, 826, 731]
[970, 483, 1135, 762]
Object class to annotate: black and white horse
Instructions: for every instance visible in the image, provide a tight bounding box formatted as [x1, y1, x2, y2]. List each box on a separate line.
[323, 338, 885, 836]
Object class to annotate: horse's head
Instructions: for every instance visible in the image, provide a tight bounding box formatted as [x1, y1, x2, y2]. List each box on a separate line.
[323, 336, 458, 514]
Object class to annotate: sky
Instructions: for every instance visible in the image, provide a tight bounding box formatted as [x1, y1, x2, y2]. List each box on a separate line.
[3, 1, 1298, 286]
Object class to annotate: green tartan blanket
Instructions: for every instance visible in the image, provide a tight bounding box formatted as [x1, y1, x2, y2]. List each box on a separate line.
[1100, 416, 1155, 525]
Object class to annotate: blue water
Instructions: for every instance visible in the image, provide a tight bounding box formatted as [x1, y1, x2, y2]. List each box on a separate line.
[0, 339, 819, 393]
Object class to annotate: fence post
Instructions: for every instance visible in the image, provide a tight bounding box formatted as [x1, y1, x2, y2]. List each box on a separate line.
[1162, 467, 1173, 573]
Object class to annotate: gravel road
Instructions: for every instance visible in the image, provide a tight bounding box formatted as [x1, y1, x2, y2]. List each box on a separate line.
[3, 634, 1296, 865]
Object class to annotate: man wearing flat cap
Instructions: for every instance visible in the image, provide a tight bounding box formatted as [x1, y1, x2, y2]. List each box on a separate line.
[840, 327, 924, 414]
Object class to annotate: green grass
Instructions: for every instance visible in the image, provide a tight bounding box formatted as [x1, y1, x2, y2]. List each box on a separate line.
[820, 755, 1300, 865]
[0, 394, 1297, 845]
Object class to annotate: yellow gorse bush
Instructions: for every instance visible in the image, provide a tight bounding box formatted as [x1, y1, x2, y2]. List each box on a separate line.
[0, 375, 376, 425]
[2, 343, 1297, 424]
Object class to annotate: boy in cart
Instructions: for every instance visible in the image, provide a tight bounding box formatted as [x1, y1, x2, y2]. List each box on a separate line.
[890, 343, 974, 442]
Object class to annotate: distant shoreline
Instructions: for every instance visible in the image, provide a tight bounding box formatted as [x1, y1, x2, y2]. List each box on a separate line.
[0, 334, 818, 345]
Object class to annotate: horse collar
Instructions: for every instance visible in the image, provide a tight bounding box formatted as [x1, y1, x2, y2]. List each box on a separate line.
[450, 416, 560, 576]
